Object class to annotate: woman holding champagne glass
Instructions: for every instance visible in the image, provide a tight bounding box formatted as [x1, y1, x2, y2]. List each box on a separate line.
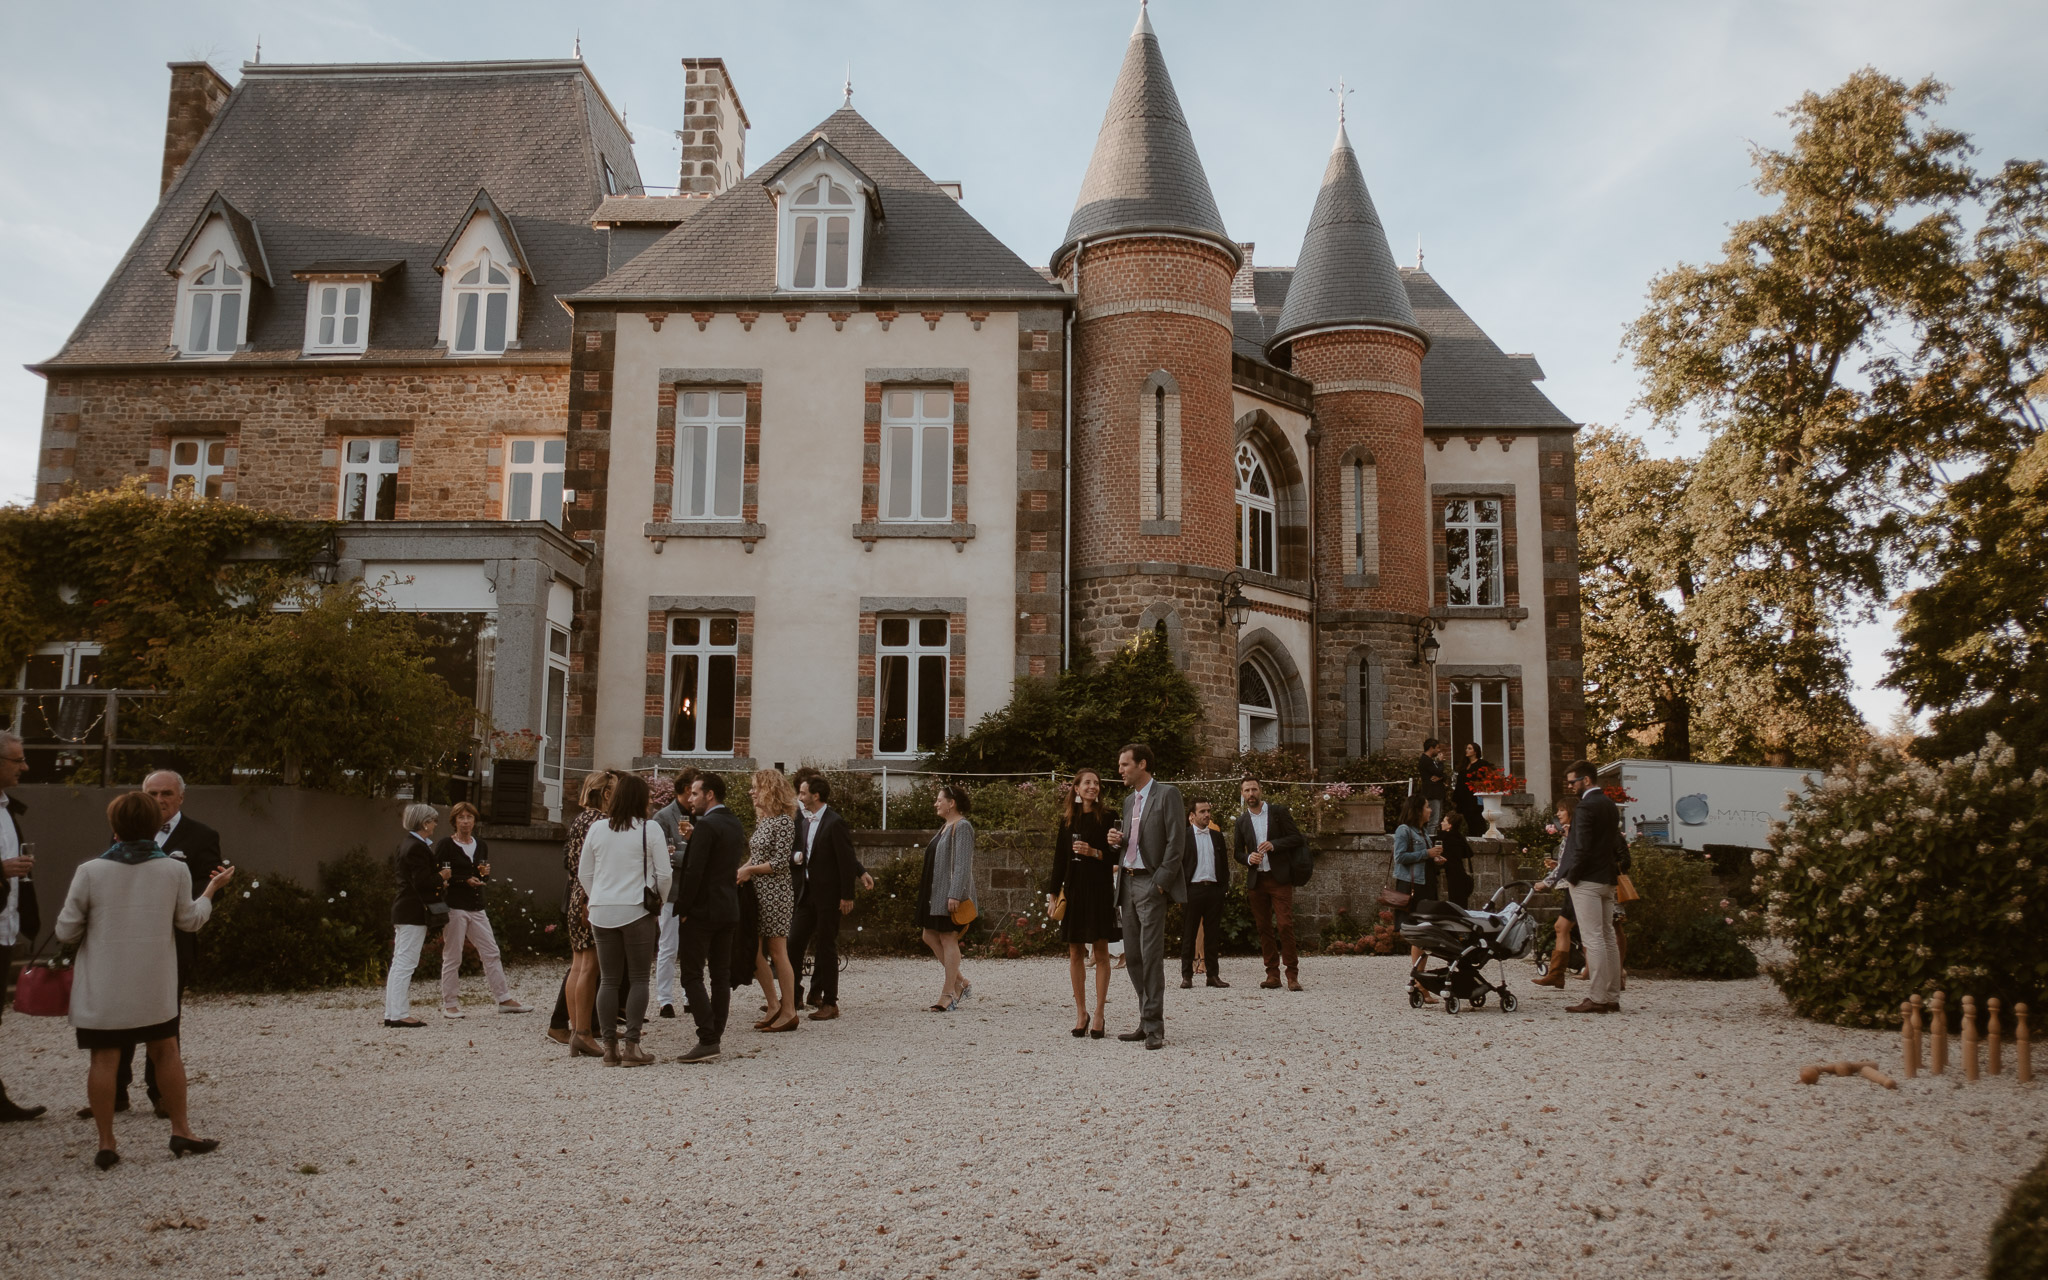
[1047, 768, 1119, 1038]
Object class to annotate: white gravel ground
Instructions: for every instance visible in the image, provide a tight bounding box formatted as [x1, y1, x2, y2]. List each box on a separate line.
[0, 954, 2041, 1279]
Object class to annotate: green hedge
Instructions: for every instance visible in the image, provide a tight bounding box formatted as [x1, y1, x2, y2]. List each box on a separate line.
[1991, 1144, 2048, 1280]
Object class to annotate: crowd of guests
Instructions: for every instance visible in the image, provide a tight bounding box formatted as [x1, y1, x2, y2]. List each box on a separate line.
[0, 719, 1635, 1167]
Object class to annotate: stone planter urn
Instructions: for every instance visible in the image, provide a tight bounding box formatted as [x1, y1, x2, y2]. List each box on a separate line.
[1333, 799, 1385, 835]
[1476, 792, 1510, 840]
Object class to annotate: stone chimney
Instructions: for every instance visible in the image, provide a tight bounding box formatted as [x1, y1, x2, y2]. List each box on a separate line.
[1231, 242, 1257, 309]
[676, 58, 749, 195]
[161, 62, 232, 198]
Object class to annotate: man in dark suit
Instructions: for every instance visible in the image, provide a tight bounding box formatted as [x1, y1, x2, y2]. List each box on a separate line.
[1179, 799, 1230, 990]
[1104, 742, 1188, 1050]
[103, 769, 221, 1117]
[788, 775, 870, 1021]
[673, 773, 747, 1062]
[1537, 760, 1628, 1014]
[1417, 739, 1449, 831]
[0, 730, 46, 1123]
[1232, 776, 1308, 992]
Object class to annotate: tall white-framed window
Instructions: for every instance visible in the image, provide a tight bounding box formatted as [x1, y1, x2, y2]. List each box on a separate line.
[180, 252, 246, 357]
[875, 615, 949, 757]
[783, 173, 860, 290]
[167, 437, 227, 498]
[880, 388, 954, 522]
[339, 437, 401, 521]
[1348, 456, 1379, 577]
[1450, 679, 1510, 772]
[1444, 497, 1504, 606]
[303, 281, 370, 354]
[1152, 386, 1167, 520]
[674, 390, 746, 520]
[1238, 659, 1279, 753]
[542, 626, 570, 789]
[664, 615, 739, 756]
[450, 249, 514, 355]
[1236, 441, 1277, 575]
[503, 437, 566, 526]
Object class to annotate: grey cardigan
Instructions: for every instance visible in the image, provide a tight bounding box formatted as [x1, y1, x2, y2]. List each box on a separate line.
[54, 856, 212, 1030]
[926, 819, 976, 915]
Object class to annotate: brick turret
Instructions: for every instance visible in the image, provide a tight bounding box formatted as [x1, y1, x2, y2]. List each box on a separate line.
[1057, 5, 1243, 762]
[1269, 118, 1434, 761]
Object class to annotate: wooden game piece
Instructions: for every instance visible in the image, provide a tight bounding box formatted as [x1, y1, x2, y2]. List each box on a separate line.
[1901, 1002, 1917, 1078]
[1931, 992, 1948, 1074]
[1962, 995, 1979, 1081]
[1829, 1060, 1856, 1077]
[1858, 1064, 1898, 1089]
[1910, 993, 1925, 1070]
[1799, 1064, 1821, 1085]
[2018, 1003, 2032, 1084]
[1987, 997, 2003, 1076]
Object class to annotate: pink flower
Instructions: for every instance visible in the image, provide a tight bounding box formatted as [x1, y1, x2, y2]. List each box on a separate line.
[543, 924, 557, 933]
[1544, 824, 1559, 836]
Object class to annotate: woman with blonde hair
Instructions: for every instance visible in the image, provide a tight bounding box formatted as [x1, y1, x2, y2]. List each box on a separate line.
[1046, 768, 1118, 1037]
[558, 770, 613, 1056]
[740, 769, 800, 1033]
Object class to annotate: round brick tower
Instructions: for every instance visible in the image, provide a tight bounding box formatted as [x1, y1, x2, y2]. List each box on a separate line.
[1055, 5, 1242, 763]
[1268, 117, 1434, 764]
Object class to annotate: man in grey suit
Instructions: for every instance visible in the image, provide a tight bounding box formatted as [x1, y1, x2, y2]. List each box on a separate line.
[1104, 742, 1188, 1049]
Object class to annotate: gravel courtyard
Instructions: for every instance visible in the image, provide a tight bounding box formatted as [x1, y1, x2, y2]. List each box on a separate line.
[0, 954, 2039, 1279]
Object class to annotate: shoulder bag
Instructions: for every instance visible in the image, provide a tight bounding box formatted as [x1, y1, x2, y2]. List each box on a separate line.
[640, 824, 664, 916]
[1377, 884, 1413, 910]
[1614, 873, 1641, 903]
[942, 826, 976, 927]
[14, 932, 71, 1017]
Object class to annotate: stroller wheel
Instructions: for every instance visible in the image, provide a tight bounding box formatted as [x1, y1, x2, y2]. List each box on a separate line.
[1443, 996, 1460, 1015]
[1534, 955, 1551, 978]
[1408, 985, 1423, 1009]
[1469, 990, 1487, 1009]
[1500, 990, 1518, 1013]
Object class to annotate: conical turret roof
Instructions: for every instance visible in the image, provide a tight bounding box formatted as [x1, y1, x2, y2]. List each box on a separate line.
[1269, 119, 1424, 356]
[1054, 5, 1236, 271]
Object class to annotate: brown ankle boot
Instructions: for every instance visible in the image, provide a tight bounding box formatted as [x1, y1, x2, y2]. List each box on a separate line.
[1533, 940, 1569, 988]
[620, 1040, 654, 1067]
[601, 1038, 622, 1067]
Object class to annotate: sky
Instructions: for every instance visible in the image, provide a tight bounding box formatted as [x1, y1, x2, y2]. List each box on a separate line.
[3, 0, 2044, 726]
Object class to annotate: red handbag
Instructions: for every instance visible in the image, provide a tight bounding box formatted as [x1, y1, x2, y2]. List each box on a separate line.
[14, 938, 72, 1017]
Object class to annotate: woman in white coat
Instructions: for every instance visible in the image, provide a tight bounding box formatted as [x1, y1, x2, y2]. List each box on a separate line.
[577, 772, 670, 1067]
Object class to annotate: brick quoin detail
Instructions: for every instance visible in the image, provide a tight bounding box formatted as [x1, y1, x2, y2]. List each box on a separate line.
[562, 310, 618, 777]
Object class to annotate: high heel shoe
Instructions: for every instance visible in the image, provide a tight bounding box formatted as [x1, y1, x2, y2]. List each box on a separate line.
[568, 1032, 605, 1058]
[168, 1135, 218, 1158]
[94, 1148, 119, 1170]
[1090, 1014, 1106, 1040]
[1071, 1013, 1089, 1038]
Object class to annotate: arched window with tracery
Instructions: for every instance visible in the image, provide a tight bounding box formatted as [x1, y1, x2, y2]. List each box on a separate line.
[183, 253, 245, 356]
[1236, 441, 1276, 575]
[1238, 659, 1279, 753]
[451, 249, 514, 355]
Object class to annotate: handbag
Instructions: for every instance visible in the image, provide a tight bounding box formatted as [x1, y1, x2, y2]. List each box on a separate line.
[14, 935, 71, 1017]
[1377, 884, 1413, 910]
[1615, 873, 1641, 904]
[640, 824, 664, 916]
[1048, 889, 1067, 922]
[949, 898, 978, 928]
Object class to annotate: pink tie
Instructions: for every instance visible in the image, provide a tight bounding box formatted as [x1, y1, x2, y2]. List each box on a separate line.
[1125, 792, 1144, 870]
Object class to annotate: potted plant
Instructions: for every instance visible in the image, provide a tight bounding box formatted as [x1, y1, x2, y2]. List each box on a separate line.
[1462, 763, 1526, 839]
[1316, 781, 1386, 834]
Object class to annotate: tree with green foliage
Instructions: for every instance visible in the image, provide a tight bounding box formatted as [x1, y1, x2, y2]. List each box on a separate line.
[0, 480, 322, 686]
[924, 631, 1203, 777]
[162, 583, 475, 794]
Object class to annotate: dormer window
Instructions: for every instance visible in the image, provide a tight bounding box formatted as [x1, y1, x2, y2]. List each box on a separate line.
[452, 250, 513, 354]
[184, 255, 245, 356]
[768, 140, 877, 292]
[304, 281, 368, 354]
[789, 175, 857, 290]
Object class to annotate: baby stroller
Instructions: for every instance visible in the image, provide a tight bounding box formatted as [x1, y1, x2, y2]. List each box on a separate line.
[1398, 881, 1539, 1014]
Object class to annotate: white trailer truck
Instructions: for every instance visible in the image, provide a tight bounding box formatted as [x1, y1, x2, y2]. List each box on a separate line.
[1598, 759, 1817, 852]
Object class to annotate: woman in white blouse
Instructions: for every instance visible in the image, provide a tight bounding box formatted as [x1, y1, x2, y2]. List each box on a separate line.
[576, 773, 670, 1067]
[56, 790, 234, 1169]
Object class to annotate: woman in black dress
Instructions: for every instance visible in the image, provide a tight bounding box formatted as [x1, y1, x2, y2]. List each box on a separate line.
[1437, 810, 1476, 908]
[1046, 767, 1120, 1039]
[1452, 741, 1489, 835]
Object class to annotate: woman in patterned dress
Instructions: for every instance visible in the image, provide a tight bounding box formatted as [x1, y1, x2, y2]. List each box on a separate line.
[561, 770, 614, 1057]
[740, 769, 799, 1033]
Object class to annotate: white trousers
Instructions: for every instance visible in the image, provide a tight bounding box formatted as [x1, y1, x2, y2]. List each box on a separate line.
[385, 924, 428, 1021]
[1569, 881, 1622, 1006]
[655, 902, 680, 1008]
[440, 909, 514, 1009]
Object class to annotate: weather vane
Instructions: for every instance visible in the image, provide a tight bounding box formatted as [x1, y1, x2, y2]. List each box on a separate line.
[1331, 77, 1354, 125]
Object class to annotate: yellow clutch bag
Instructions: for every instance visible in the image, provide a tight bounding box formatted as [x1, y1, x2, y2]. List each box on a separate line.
[1048, 890, 1068, 922]
[950, 898, 978, 927]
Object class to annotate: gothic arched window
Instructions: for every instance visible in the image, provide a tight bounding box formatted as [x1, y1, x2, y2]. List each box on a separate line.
[1238, 659, 1280, 753]
[1236, 441, 1276, 575]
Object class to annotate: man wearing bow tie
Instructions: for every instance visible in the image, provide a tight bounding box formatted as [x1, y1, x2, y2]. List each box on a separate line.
[100, 770, 221, 1118]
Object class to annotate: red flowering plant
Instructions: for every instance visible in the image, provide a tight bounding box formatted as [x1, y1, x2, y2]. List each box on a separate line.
[1601, 784, 1638, 805]
[1463, 764, 1526, 795]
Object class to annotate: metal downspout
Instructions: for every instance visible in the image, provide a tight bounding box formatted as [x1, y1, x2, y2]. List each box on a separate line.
[1063, 240, 1082, 671]
[1305, 414, 1321, 774]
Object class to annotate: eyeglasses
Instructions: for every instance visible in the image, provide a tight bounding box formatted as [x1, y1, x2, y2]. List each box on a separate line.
[0, 755, 26, 766]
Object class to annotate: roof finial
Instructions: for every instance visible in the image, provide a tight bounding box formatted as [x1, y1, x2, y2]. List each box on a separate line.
[254, 33, 261, 64]
[1416, 235, 1424, 270]
[573, 30, 582, 59]
[843, 64, 853, 107]
[1331, 77, 1353, 126]
[1135, 0, 1153, 37]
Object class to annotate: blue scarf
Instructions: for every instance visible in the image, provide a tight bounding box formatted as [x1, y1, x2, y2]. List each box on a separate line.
[99, 838, 166, 865]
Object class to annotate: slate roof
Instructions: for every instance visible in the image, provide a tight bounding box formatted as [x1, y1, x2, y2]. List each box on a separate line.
[591, 195, 708, 227]
[1268, 122, 1422, 355]
[570, 107, 1066, 302]
[1052, 5, 1234, 271]
[41, 60, 640, 368]
[1239, 267, 1575, 428]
